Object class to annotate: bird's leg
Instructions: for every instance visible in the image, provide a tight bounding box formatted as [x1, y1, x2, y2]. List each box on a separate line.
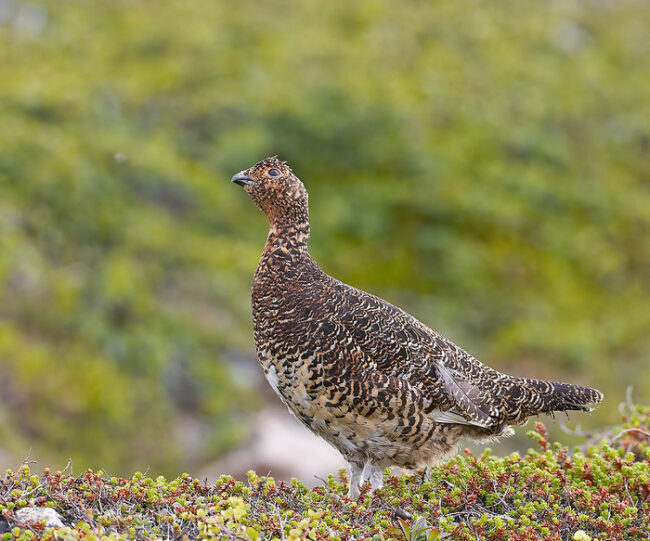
[361, 461, 372, 485]
[359, 462, 383, 493]
[347, 462, 363, 499]
[368, 464, 384, 491]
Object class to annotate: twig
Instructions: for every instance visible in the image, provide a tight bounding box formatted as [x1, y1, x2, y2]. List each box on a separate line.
[610, 428, 650, 443]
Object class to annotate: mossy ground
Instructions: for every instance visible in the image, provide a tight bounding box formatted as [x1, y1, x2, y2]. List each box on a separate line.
[1, 408, 648, 541]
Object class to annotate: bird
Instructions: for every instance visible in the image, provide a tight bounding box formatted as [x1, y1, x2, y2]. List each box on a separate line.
[231, 156, 604, 498]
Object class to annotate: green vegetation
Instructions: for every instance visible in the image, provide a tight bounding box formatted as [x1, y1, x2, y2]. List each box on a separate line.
[1, 407, 649, 540]
[0, 0, 649, 474]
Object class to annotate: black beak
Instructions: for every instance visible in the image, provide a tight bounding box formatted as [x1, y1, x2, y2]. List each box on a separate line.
[231, 172, 254, 187]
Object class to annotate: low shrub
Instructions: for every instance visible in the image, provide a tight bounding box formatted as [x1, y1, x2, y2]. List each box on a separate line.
[1, 407, 648, 540]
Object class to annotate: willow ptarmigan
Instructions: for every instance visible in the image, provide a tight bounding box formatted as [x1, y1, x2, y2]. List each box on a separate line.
[231, 156, 604, 498]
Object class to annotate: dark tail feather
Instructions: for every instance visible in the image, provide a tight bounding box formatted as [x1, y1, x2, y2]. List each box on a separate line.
[509, 378, 604, 422]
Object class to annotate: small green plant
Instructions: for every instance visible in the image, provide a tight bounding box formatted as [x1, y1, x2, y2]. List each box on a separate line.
[0, 409, 648, 540]
[389, 516, 450, 541]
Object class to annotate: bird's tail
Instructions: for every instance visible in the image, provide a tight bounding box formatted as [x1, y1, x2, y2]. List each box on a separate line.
[506, 377, 604, 423]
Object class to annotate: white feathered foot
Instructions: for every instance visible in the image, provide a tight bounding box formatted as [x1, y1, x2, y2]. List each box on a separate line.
[347, 462, 384, 499]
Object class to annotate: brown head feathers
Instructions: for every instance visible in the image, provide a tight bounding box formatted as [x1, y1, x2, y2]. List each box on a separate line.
[235, 157, 308, 230]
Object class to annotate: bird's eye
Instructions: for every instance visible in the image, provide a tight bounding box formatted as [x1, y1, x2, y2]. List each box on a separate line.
[267, 168, 281, 177]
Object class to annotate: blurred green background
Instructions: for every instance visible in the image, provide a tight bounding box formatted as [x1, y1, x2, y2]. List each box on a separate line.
[0, 0, 648, 477]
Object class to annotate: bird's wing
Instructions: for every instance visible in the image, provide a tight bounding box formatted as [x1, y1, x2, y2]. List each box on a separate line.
[329, 279, 504, 428]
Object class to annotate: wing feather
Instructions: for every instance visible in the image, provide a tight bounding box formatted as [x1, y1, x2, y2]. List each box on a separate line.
[332, 279, 502, 427]
[435, 363, 493, 427]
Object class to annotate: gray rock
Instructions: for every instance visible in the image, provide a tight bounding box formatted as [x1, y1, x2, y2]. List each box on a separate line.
[14, 507, 65, 528]
[201, 406, 346, 485]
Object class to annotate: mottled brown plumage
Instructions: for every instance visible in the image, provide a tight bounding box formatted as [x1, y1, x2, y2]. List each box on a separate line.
[231, 157, 604, 498]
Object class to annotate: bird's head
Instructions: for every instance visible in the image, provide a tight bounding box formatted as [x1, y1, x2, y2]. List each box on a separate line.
[231, 156, 308, 226]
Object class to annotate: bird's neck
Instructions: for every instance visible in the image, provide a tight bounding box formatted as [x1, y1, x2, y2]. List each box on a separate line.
[254, 217, 311, 284]
[265, 218, 310, 254]
[257, 190, 310, 253]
